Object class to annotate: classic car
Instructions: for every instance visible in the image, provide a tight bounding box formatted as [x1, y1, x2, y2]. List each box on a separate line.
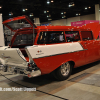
[0, 15, 100, 81]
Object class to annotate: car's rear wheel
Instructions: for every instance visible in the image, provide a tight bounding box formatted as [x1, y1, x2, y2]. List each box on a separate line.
[54, 62, 73, 81]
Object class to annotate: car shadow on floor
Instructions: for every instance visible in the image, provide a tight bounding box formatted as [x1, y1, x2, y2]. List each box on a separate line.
[6, 60, 100, 88]
[72, 60, 100, 75]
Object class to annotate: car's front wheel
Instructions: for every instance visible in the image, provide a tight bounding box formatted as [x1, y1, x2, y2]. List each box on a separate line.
[54, 62, 73, 81]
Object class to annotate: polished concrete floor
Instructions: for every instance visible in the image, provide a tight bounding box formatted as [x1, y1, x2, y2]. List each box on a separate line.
[0, 61, 100, 100]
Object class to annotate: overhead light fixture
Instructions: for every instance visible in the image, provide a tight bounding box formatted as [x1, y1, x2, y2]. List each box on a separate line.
[62, 15, 66, 18]
[47, 14, 51, 17]
[85, 7, 87, 10]
[76, 13, 78, 16]
[49, 14, 51, 17]
[0, 6, 2, 9]
[51, 0, 54, 2]
[47, 2, 50, 4]
[61, 12, 63, 14]
[72, 4, 75, 6]
[44, 11, 46, 13]
[22, 9, 25, 11]
[30, 13, 34, 17]
[22, 8, 28, 12]
[9, 12, 13, 16]
[47, 0, 50, 4]
[88, 6, 91, 9]
[64, 12, 66, 14]
[47, 11, 49, 12]
[68, 2, 75, 7]
[76, 13, 80, 16]
[48, 19, 52, 20]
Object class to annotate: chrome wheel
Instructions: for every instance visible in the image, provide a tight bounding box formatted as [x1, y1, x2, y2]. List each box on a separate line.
[53, 61, 72, 81]
[61, 62, 70, 76]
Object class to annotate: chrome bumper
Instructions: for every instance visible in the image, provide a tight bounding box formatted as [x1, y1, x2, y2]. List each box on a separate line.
[0, 64, 41, 78]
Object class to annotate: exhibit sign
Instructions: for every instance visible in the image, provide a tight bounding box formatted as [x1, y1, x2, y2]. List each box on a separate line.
[71, 20, 99, 26]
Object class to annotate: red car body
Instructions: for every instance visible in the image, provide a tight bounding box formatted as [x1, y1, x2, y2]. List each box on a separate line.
[0, 15, 100, 80]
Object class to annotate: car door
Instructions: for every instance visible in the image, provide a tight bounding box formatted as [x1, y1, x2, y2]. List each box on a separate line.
[80, 31, 97, 64]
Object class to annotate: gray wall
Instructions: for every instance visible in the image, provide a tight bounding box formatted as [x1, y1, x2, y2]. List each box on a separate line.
[41, 14, 95, 26]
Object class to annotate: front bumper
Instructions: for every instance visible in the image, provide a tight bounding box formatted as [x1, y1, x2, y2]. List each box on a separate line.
[0, 64, 41, 78]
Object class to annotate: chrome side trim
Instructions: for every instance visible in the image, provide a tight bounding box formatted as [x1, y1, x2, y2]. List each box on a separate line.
[34, 49, 88, 59]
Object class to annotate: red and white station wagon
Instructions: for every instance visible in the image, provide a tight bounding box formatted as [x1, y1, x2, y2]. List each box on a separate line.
[0, 15, 100, 80]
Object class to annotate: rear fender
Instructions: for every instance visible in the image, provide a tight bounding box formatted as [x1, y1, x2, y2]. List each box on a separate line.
[56, 59, 75, 70]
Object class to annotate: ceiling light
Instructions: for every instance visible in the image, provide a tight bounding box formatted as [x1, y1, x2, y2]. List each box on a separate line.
[47, 15, 49, 17]
[68, 2, 75, 7]
[25, 8, 28, 10]
[62, 16, 64, 18]
[0, 6, 2, 9]
[64, 12, 66, 14]
[88, 6, 91, 9]
[76, 13, 78, 16]
[48, 19, 52, 20]
[9, 12, 13, 16]
[47, 2, 50, 4]
[61, 12, 63, 14]
[30, 13, 34, 17]
[49, 14, 51, 17]
[23, 9, 25, 11]
[85, 7, 87, 10]
[51, 0, 54, 2]
[68, 5, 72, 7]
[44, 11, 46, 13]
[47, 0, 50, 4]
[47, 11, 49, 12]
[79, 13, 81, 15]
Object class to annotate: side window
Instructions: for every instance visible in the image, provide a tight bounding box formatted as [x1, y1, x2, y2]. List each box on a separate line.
[37, 31, 66, 44]
[65, 31, 80, 42]
[81, 31, 93, 41]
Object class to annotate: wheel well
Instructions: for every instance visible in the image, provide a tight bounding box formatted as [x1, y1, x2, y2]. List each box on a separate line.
[68, 61, 75, 69]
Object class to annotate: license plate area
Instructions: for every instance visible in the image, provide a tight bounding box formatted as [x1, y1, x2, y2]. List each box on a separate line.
[7, 65, 27, 74]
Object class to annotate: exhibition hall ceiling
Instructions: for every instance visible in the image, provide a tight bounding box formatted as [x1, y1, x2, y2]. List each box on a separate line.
[0, 0, 99, 22]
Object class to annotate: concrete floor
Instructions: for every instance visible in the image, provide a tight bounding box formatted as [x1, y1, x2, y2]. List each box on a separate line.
[0, 61, 100, 100]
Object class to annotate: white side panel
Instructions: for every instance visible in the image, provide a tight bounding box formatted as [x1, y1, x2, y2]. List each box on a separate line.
[0, 14, 5, 46]
[27, 42, 83, 59]
[0, 48, 27, 67]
